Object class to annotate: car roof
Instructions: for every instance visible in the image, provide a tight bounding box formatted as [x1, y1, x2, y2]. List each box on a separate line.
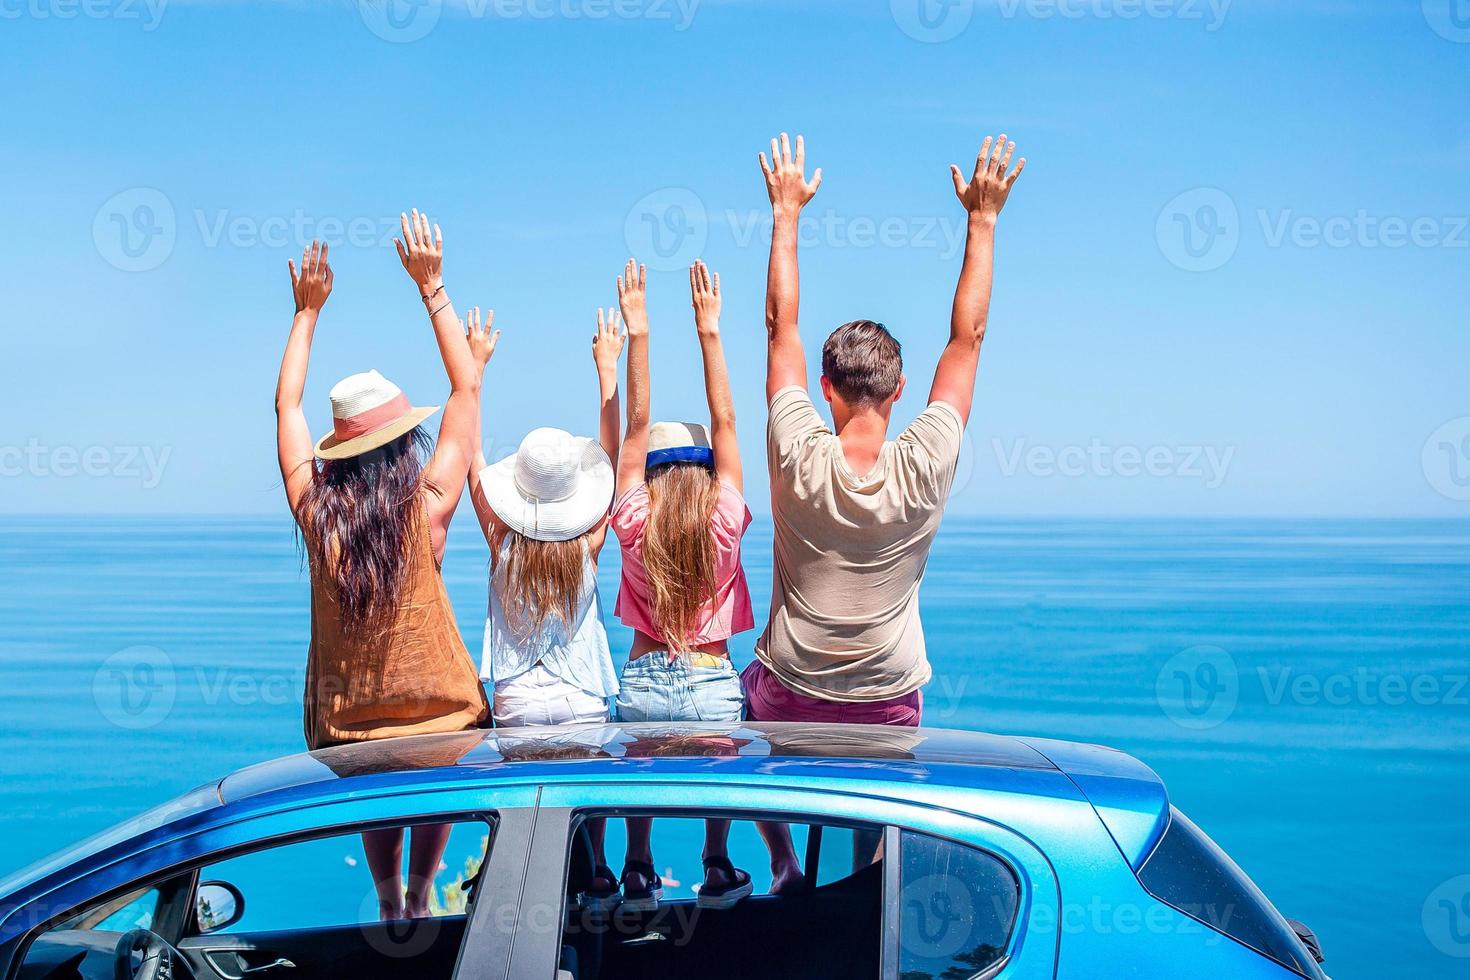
[0, 724, 1168, 908]
[216, 721, 1059, 804]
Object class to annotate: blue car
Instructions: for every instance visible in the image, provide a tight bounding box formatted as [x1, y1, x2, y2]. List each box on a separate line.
[0, 723, 1328, 980]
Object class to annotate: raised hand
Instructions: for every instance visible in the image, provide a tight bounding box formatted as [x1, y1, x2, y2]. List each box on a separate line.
[593, 307, 626, 376]
[759, 133, 822, 215]
[464, 307, 500, 370]
[950, 134, 1025, 220]
[616, 258, 648, 336]
[690, 260, 721, 336]
[394, 208, 444, 294]
[288, 240, 333, 314]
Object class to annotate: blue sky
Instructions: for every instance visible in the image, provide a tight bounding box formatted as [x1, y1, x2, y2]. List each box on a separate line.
[2, 0, 1467, 516]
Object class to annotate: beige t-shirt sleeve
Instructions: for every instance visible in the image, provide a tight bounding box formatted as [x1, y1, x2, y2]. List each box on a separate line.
[895, 400, 965, 502]
[767, 385, 830, 483]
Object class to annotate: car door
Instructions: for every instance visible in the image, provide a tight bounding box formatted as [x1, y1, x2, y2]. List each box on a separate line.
[510, 781, 1060, 980]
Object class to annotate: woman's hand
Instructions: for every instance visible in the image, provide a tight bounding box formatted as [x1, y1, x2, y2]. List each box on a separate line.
[690, 259, 720, 336]
[288, 240, 333, 314]
[759, 133, 822, 217]
[616, 258, 648, 337]
[394, 208, 445, 294]
[593, 307, 627, 378]
[464, 307, 500, 372]
[950, 134, 1025, 222]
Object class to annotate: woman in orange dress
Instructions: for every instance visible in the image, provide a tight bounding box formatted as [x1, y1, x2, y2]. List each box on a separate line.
[273, 212, 491, 920]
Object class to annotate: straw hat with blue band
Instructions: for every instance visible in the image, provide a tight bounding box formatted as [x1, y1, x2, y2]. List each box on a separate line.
[646, 421, 714, 470]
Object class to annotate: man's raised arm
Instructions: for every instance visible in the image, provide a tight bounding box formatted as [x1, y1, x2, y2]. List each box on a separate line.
[928, 134, 1026, 425]
[759, 132, 822, 402]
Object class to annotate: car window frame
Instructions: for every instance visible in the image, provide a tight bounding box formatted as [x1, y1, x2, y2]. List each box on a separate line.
[523, 781, 1058, 980]
[4, 788, 540, 980]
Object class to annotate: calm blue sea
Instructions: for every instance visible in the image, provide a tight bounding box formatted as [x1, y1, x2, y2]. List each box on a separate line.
[1, 516, 1467, 978]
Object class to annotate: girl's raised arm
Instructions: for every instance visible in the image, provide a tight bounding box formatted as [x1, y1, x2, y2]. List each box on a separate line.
[276, 240, 333, 519]
[615, 259, 651, 499]
[592, 307, 626, 467]
[691, 260, 741, 492]
[463, 307, 501, 549]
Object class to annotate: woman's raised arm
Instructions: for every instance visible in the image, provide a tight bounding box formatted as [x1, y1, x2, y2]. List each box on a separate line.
[615, 259, 651, 499]
[394, 209, 481, 543]
[276, 240, 333, 519]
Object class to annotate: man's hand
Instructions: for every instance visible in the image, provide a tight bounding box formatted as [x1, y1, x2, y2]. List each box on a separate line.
[950, 134, 1025, 222]
[690, 259, 721, 336]
[593, 307, 626, 377]
[759, 133, 822, 216]
[394, 208, 445, 294]
[617, 258, 648, 336]
[288, 240, 333, 314]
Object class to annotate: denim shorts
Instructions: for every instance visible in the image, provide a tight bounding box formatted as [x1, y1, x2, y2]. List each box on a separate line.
[614, 654, 745, 723]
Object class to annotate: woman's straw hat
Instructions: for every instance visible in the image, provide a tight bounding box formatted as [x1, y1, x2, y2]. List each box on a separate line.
[314, 370, 439, 461]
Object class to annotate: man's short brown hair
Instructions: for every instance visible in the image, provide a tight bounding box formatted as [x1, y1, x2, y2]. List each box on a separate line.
[821, 320, 903, 405]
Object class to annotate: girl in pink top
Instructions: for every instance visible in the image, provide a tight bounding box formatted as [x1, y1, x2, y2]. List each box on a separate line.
[604, 258, 756, 912]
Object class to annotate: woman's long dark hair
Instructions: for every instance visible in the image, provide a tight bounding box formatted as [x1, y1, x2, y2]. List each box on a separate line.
[297, 427, 432, 633]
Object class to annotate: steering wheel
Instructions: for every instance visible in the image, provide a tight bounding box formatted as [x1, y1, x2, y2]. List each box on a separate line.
[113, 929, 195, 980]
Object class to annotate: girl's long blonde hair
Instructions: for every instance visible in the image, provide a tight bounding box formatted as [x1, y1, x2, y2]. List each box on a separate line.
[643, 461, 722, 651]
[497, 529, 589, 636]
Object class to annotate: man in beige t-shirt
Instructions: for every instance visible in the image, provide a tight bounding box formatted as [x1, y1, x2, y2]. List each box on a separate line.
[746, 131, 1026, 720]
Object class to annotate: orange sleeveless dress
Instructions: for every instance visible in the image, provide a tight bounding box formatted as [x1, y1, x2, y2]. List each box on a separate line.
[303, 494, 489, 750]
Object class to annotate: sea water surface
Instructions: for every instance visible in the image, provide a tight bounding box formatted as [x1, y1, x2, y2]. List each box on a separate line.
[0, 516, 1466, 977]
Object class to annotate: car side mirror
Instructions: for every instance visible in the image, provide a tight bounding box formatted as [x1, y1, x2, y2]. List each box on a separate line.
[195, 880, 245, 934]
[1286, 918, 1324, 965]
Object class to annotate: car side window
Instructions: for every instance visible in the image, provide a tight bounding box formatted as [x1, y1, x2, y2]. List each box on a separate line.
[898, 830, 1020, 980]
[195, 819, 493, 934]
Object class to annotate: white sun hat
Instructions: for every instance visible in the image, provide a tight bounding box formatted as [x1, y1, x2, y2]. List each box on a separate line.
[480, 427, 614, 542]
[314, 370, 440, 461]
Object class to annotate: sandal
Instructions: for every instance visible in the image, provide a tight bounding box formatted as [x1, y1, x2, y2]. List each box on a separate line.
[619, 860, 664, 912]
[581, 863, 622, 912]
[696, 855, 754, 909]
